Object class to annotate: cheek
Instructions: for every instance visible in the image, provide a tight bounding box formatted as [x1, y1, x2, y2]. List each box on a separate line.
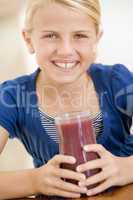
[34, 39, 55, 53]
[78, 48, 97, 68]
[79, 48, 96, 61]
[76, 40, 96, 55]
[34, 50, 48, 66]
[35, 46, 53, 64]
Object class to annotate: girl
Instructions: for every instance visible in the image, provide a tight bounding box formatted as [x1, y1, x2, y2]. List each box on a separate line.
[0, 0, 133, 199]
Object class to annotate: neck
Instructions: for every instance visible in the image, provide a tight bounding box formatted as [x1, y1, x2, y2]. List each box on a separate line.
[37, 71, 91, 97]
[36, 71, 94, 114]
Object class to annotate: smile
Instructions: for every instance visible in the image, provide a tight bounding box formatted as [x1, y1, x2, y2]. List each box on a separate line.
[52, 61, 79, 70]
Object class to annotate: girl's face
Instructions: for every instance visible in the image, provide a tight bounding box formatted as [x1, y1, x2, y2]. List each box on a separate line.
[24, 2, 102, 84]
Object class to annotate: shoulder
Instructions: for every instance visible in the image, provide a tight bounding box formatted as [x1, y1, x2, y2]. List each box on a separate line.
[90, 63, 133, 117]
[0, 69, 39, 97]
[89, 63, 133, 89]
[0, 69, 39, 109]
[90, 63, 132, 76]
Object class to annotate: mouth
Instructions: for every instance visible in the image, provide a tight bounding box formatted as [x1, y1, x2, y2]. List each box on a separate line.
[52, 61, 80, 71]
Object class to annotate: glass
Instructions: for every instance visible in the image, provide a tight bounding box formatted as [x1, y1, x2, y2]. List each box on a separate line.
[55, 111, 100, 186]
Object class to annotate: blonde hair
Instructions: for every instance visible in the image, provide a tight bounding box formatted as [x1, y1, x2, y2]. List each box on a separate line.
[25, 0, 101, 33]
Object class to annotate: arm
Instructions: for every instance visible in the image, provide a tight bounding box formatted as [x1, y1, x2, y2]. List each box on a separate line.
[0, 126, 37, 199]
[0, 127, 87, 199]
[0, 169, 36, 199]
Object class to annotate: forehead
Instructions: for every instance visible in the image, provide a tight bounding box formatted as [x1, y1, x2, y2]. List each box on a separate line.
[32, 2, 95, 32]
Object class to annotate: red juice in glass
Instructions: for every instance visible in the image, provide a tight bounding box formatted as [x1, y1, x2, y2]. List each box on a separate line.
[55, 112, 100, 187]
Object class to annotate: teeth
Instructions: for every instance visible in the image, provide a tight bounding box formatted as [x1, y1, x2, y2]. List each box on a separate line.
[54, 62, 77, 69]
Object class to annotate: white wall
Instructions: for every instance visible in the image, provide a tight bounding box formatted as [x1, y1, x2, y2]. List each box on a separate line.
[0, 0, 33, 170]
[98, 0, 133, 71]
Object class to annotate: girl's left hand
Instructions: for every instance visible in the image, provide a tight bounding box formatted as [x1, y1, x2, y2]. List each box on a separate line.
[76, 144, 133, 196]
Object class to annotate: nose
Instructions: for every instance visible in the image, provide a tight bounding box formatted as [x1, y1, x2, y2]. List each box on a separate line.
[56, 38, 75, 57]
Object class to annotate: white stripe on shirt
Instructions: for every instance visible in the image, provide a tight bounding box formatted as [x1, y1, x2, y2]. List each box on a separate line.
[39, 108, 103, 143]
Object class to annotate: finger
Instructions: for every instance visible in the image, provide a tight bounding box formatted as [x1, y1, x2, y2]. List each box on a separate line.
[83, 144, 110, 157]
[47, 187, 81, 198]
[77, 158, 105, 173]
[49, 154, 76, 166]
[54, 168, 86, 181]
[86, 180, 113, 196]
[54, 178, 87, 194]
[79, 171, 109, 187]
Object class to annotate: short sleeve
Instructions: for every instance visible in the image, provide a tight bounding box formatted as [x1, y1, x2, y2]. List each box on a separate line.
[0, 81, 18, 138]
[111, 64, 133, 156]
[111, 64, 133, 117]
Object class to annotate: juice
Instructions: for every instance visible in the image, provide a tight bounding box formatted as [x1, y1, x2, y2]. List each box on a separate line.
[55, 112, 100, 186]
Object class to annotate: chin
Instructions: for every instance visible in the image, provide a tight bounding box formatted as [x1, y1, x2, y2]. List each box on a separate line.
[51, 76, 78, 85]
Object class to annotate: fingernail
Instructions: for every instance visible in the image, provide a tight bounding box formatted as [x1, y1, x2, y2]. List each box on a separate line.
[83, 145, 88, 151]
[87, 190, 92, 196]
[80, 187, 87, 193]
[71, 157, 76, 163]
[79, 181, 85, 186]
[76, 166, 80, 172]
[81, 174, 86, 180]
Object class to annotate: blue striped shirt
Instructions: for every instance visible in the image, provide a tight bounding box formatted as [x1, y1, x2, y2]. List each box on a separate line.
[39, 108, 103, 143]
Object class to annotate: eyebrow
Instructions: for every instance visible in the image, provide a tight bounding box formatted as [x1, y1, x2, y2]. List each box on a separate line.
[40, 30, 91, 33]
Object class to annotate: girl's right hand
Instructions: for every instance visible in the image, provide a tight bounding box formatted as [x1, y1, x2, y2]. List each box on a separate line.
[33, 154, 87, 198]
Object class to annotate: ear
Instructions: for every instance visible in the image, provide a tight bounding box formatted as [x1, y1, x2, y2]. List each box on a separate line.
[96, 29, 103, 42]
[92, 30, 103, 61]
[93, 29, 103, 53]
[22, 29, 35, 54]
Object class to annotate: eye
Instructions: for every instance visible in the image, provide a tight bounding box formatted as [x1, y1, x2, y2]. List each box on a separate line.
[75, 34, 89, 39]
[41, 33, 58, 39]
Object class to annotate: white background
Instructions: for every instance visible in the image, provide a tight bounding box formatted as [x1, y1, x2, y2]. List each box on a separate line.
[98, 0, 133, 71]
